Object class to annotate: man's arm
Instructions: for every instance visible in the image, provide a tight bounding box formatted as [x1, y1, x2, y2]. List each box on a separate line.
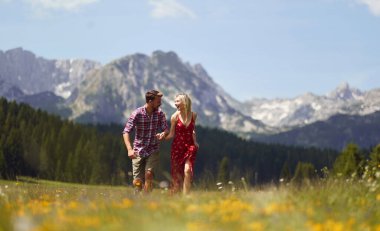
[123, 132, 136, 159]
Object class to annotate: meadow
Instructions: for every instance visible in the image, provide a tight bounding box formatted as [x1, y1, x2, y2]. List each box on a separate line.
[0, 177, 379, 231]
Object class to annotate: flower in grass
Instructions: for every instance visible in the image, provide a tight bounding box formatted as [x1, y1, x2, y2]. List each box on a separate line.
[113, 198, 133, 209]
[13, 215, 35, 231]
[216, 182, 223, 191]
[147, 202, 158, 210]
[324, 219, 344, 231]
[67, 201, 79, 209]
[248, 222, 265, 231]
[305, 207, 315, 217]
[200, 197, 253, 223]
[376, 194, 380, 201]
[186, 204, 199, 212]
[27, 200, 52, 215]
[307, 219, 347, 231]
[263, 202, 294, 215]
[76, 216, 101, 228]
[187, 222, 212, 231]
[159, 181, 169, 189]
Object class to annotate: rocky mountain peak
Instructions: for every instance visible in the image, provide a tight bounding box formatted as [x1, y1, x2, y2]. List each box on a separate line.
[66, 50, 270, 134]
[327, 82, 363, 100]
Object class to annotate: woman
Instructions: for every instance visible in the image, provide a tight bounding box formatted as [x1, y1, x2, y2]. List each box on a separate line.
[165, 93, 199, 195]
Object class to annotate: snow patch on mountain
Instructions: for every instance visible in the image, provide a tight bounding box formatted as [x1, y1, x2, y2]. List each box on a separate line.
[244, 82, 380, 130]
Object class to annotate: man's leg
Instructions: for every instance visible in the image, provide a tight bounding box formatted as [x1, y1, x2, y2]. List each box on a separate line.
[144, 170, 153, 192]
[144, 151, 159, 193]
[132, 156, 145, 192]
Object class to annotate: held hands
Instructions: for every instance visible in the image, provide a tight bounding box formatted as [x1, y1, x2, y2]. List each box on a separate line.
[156, 132, 166, 141]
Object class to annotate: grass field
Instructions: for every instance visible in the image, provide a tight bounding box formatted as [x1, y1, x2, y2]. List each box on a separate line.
[0, 177, 379, 231]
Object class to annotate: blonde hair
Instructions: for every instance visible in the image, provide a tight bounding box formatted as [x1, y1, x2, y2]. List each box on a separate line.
[176, 93, 192, 116]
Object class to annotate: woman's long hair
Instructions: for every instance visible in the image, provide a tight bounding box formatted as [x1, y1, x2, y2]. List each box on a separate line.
[176, 93, 192, 120]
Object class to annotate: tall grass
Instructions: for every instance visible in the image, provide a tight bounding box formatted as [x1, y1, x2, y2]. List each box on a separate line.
[0, 176, 379, 231]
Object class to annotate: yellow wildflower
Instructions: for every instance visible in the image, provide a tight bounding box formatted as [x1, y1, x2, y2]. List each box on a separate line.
[187, 222, 212, 231]
[248, 222, 265, 231]
[147, 202, 158, 210]
[114, 198, 133, 209]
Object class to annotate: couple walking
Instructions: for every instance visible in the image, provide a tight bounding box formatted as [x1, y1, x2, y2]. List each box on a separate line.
[122, 90, 199, 195]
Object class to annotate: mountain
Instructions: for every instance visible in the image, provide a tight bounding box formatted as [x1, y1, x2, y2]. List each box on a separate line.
[243, 82, 380, 130]
[0, 48, 271, 134]
[255, 110, 380, 150]
[0, 47, 101, 98]
[69, 51, 270, 133]
[2, 47, 380, 147]
[17, 91, 72, 117]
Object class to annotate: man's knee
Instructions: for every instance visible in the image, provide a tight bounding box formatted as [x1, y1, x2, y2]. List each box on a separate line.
[145, 169, 154, 180]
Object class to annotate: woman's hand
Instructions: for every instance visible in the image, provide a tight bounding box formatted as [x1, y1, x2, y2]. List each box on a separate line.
[156, 132, 166, 141]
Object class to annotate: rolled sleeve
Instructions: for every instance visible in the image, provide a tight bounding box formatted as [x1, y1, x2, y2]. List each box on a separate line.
[123, 110, 137, 134]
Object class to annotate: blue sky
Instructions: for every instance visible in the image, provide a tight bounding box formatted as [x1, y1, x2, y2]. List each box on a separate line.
[1, 0, 380, 101]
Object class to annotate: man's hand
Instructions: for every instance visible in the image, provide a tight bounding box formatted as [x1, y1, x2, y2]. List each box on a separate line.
[128, 149, 136, 159]
[156, 132, 166, 141]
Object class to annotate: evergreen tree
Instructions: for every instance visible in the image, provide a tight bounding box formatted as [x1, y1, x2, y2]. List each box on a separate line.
[64, 151, 74, 182]
[291, 162, 316, 184]
[217, 156, 230, 184]
[0, 148, 5, 179]
[333, 143, 365, 178]
[280, 161, 292, 182]
[369, 144, 380, 166]
[368, 144, 380, 175]
[3, 129, 24, 178]
[39, 141, 50, 178]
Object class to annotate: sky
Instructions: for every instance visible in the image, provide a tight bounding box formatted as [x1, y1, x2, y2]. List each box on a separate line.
[1, 0, 380, 101]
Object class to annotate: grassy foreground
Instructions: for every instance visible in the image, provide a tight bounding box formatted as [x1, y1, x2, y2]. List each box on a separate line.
[0, 178, 379, 231]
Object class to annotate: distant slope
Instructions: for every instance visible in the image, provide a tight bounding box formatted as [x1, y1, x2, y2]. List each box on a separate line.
[254, 111, 380, 150]
[243, 83, 380, 129]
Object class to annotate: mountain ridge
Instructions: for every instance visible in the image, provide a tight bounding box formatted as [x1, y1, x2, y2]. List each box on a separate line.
[0, 48, 270, 134]
[255, 110, 380, 150]
[243, 82, 380, 129]
[1, 47, 380, 148]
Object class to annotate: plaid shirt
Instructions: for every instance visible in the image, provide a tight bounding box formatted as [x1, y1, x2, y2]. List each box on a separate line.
[123, 106, 168, 157]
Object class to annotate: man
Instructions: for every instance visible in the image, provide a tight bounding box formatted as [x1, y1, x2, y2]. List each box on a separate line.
[123, 89, 169, 193]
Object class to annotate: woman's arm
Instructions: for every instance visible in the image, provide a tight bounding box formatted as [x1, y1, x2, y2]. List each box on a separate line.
[192, 112, 199, 147]
[165, 112, 178, 140]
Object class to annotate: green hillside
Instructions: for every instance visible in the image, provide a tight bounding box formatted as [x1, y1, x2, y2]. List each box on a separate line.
[1, 98, 339, 186]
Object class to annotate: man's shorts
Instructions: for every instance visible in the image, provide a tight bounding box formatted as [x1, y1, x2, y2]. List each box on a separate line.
[132, 151, 159, 181]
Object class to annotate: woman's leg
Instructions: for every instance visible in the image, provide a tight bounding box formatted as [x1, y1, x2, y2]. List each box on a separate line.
[183, 159, 192, 195]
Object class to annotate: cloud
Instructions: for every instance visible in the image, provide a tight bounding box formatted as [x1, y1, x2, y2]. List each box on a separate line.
[24, 0, 99, 11]
[148, 0, 196, 19]
[356, 0, 380, 16]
